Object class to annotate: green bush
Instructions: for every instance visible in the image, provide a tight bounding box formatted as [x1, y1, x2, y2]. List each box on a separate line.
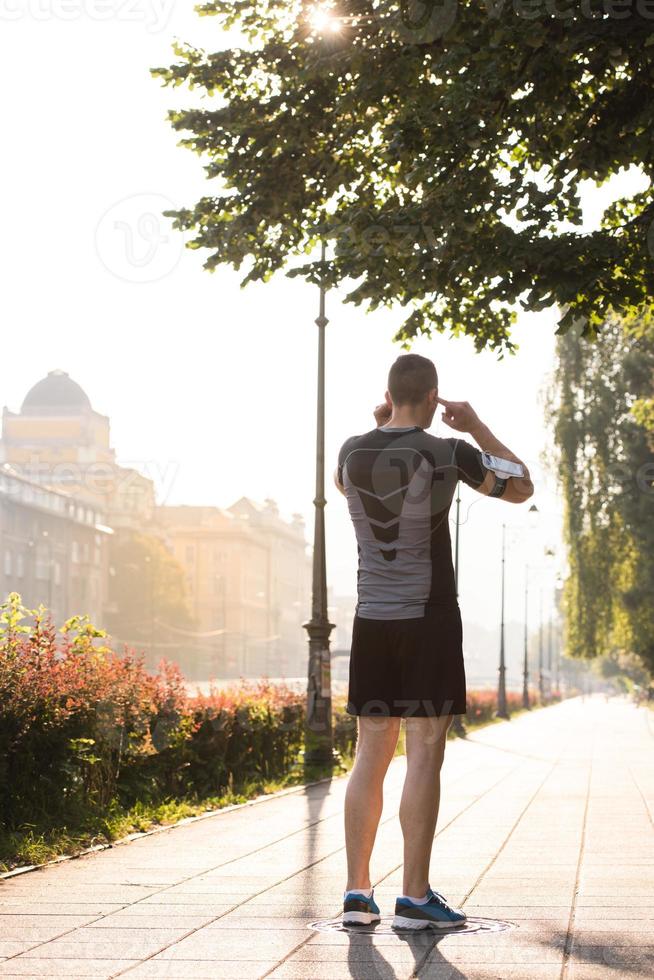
[0, 595, 357, 837]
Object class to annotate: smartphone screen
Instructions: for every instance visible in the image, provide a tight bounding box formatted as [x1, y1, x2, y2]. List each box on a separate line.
[481, 452, 525, 479]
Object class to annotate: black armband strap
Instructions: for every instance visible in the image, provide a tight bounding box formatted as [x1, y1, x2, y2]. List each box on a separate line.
[488, 476, 508, 498]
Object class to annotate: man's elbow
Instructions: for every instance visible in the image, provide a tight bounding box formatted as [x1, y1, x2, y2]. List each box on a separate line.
[507, 476, 534, 503]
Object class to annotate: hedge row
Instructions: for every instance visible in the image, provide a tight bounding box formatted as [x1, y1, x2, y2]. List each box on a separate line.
[0, 594, 348, 830]
[1, 593, 558, 833]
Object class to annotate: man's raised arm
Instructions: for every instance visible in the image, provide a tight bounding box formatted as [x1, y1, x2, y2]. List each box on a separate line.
[439, 397, 534, 503]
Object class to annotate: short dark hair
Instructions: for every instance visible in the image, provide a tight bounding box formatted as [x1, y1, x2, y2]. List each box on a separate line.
[388, 354, 438, 406]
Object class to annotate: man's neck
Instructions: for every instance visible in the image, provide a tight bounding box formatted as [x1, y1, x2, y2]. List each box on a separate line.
[383, 408, 426, 429]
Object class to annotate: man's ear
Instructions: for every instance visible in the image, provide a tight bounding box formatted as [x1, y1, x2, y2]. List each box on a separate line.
[428, 388, 439, 409]
[384, 390, 392, 408]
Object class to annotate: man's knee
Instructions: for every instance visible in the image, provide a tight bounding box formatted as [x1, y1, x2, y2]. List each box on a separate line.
[405, 714, 452, 764]
[355, 716, 401, 761]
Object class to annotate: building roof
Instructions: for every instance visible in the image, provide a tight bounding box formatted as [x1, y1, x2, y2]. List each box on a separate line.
[21, 370, 92, 415]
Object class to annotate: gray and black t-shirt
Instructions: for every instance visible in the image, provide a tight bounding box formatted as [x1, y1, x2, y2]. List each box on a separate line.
[337, 426, 490, 620]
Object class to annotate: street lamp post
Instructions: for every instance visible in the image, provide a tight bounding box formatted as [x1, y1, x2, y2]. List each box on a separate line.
[522, 565, 530, 710]
[303, 241, 336, 767]
[497, 523, 509, 720]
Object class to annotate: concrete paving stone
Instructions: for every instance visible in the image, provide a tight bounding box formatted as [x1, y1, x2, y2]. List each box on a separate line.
[202, 916, 321, 930]
[139, 895, 238, 910]
[86, 914, 217, 930]
[120, 962, 281, 979]
[573, 926, 654, 940]
[228, 904, 334, 917]
[161, 882, 258, 896]
[421, 946, 564, 964]
[154, 931, 308, 959]
[435, 931, 566, 948]
[567, 966, 652, 980]
[102, 904, 235, 918]
[0, 915, 102, 929]
[576, 896, 654, 907]
[0, 887, 155, 901]
[55, 927, 190, 945]
[267, 962, 417, 979]
[0, 927, 70, 942]
[462, 907, 569, 919]
[0, 960, 139, 976]
[570, 944, 654, 965]
[418, 967, 563, 980]
[573, 910, 654, 923]
[0, 903, 123, 916]
[0, 944, 41, 958]
[287, 944, 441, 963]
[18, 936, 172, 959]
[306, 932, 436, 947]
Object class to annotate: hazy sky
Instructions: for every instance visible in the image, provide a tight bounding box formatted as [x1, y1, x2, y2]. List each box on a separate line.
[1, 6, 645, 656]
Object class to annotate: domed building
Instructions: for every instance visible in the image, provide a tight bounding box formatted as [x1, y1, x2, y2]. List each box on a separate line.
[20, 369, 93, 415]
[1, 370, 155, 527]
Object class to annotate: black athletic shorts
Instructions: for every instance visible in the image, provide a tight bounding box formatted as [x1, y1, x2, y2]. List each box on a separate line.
[346, 602, 467, 718]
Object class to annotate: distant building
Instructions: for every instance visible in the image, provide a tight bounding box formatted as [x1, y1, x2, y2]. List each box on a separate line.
[1, 369, 155, 528]
[0, 465, 111, 624]
[156, 499, 311, 680]
[1, 371, 313, 680]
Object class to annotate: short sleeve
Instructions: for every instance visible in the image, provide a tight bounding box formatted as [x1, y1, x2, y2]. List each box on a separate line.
[450, 438, 489, 489]
[337, 436, 358, 484]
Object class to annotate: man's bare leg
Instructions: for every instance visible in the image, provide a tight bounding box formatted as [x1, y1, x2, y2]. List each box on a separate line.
[344, 715, 401, 891]
[399, 714, 453, 897]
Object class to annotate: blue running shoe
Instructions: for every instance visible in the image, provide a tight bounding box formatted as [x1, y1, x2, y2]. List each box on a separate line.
[342, 889, 381, 926]
[392, 887, 466, 930]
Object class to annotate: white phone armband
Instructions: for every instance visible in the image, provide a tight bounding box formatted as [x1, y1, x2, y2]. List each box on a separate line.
[481, 452, 525, 480]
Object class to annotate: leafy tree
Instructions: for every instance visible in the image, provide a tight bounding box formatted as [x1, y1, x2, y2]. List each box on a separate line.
[106, 534, 193, 660]
[554, 311, 654, 671]
[152, 0, 654, 352]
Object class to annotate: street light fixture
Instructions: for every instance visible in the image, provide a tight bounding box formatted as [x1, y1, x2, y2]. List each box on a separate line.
[497, 523, 509, 719]
[303, 241, 336, 767]
[522, 503, 539, 710]
[497, 503, 539, 720]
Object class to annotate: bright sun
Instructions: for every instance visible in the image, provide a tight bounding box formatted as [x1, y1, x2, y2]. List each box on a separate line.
[308, 4, 342, 33]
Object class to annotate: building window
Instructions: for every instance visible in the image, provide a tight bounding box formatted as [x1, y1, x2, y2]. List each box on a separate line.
[53, 561, 62, 586]
[3, 550, 12, 576]
[35, 545, 49, 581]
[16, 553, 24, 578]
[71, 541, 79, 564]
[185, 545, 195, 564]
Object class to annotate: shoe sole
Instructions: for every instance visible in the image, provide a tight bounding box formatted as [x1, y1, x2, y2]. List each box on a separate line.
[392, 914, 467, 930]
[342, 911, 381, 925]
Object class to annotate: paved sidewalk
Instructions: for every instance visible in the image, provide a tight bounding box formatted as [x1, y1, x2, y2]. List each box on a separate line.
[1, 697, 652, 979]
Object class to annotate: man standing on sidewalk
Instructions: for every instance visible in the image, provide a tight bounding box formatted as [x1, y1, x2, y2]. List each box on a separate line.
[334, 353, 533, 930]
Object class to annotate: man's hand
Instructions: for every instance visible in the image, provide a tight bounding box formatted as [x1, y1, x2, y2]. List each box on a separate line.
[374, 401, 392, 427]
[438, 397, 482, 434]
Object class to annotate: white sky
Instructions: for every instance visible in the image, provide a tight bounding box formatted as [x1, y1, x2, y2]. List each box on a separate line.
[0, 5, 646, 644]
